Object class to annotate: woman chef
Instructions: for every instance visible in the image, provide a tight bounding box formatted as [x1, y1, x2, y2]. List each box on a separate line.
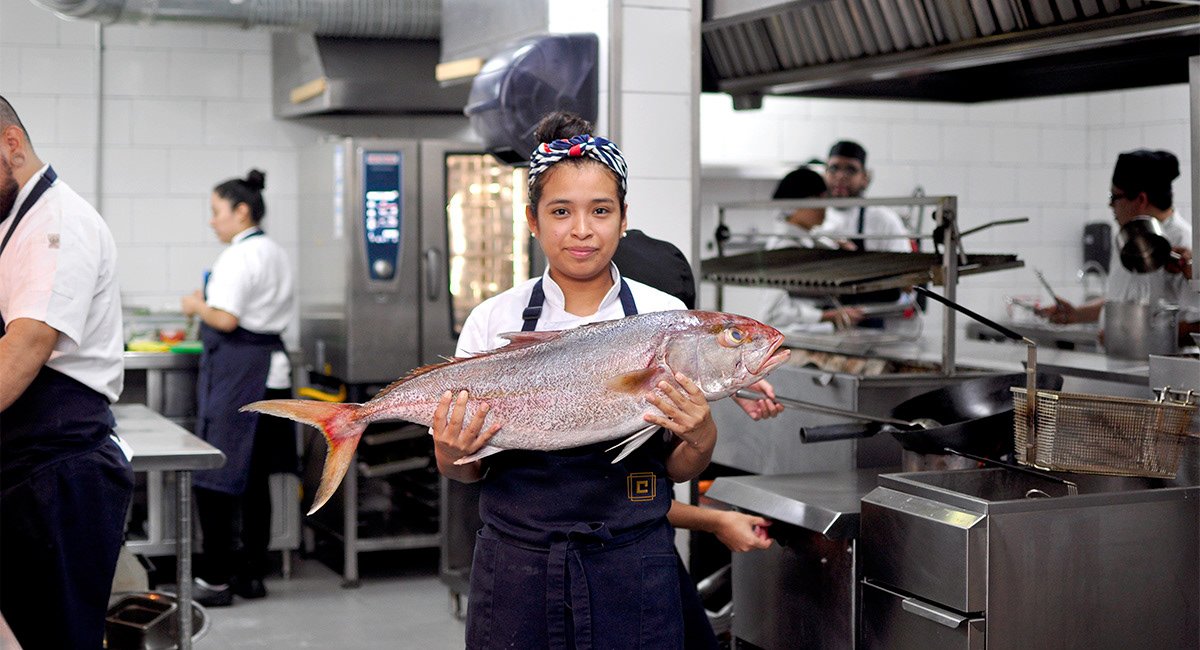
[181, 170, 296, 607]
[433, 112, 781, 649]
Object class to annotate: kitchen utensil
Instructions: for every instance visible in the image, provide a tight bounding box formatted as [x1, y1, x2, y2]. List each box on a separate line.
[1103, 300, 1179, 359]
[735, 390, 942, 430]
[1117, 216, 1181, 273]
[1012, 386, 1198, 478]
[794, 371, 1063, 457]
[943, 448, 1079, 495]
[1032, 268, 1063, 304]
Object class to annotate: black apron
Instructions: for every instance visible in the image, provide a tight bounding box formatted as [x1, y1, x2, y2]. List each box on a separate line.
[465, 278, 716, 649]
[0, 165, 134, 649]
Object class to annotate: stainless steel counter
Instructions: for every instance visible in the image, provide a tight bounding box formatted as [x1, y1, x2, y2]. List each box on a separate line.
[112, 404, 224, 650]
[123, 351, 200, 370]
[706, 468, 887, 539]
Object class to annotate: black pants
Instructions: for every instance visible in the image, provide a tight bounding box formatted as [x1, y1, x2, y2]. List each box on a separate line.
[195, 388, 292, 585]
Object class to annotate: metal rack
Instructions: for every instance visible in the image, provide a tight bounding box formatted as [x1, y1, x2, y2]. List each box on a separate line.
[703, 195, 1024, 375]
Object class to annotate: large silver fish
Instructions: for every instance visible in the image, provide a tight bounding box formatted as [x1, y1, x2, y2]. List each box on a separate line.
[243, 310, 789, 513]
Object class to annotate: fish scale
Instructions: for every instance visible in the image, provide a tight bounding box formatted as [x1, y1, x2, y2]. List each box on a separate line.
[242, 310, 789, 513]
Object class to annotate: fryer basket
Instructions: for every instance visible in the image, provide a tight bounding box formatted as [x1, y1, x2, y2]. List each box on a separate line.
[1012, 387, 1198, 478]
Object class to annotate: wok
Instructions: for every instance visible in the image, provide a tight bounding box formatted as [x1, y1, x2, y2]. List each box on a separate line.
[797, 371, 1063, 457]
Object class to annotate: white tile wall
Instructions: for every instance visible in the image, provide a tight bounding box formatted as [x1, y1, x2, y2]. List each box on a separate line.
[701, 84, 1194, 325]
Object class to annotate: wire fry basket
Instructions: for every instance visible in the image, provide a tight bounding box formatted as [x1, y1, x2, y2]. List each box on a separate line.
[1012, 387, 1198, 478]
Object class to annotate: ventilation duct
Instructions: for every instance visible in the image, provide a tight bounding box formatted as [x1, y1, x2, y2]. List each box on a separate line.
[31, 0, 440, 38]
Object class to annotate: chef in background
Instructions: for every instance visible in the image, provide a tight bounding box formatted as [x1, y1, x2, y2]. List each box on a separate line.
[1037, 149, 1198, 344]
[819, 140, 912, 253]
[181, 169, 296, 607]
[0, 94, 133, 649]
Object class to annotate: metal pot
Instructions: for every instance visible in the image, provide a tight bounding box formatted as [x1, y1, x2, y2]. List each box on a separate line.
[1103, 300, 1179, 359]
[1117, 216, 1177, 273]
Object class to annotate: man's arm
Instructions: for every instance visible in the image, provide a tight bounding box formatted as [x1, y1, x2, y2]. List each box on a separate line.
[0, 318, 59, 411]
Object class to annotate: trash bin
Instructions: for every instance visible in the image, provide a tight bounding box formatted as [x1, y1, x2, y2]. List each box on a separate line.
[105, 591, 209, 650]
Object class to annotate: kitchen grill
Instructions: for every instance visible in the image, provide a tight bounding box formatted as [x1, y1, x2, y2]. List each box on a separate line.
[1012, 387, 1198, 478]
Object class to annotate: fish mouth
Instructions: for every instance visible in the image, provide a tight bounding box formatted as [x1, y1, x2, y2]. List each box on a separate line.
[751, 334, 789, 376]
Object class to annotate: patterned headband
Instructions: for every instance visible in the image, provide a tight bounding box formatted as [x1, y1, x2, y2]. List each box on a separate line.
[528, 134, 628, 194]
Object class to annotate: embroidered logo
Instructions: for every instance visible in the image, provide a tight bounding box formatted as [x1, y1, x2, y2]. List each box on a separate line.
[47, 233, 60, 248]
[627, 472, 656, 502]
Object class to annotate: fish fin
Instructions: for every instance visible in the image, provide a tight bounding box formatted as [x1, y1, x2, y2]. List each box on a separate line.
[497, 330, 566, 349]
[604, 367, 663, 395]
[608, 425, 660, 463]
[454, 444, 506, 465]
[240, 399, 366, 515]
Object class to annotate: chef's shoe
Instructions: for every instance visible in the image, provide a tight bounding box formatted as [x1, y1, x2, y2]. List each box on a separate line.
[193, 578, 233, 607]
[233, 576, 267, 600]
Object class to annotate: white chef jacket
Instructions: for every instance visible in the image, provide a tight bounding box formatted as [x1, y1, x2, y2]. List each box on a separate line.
[205, 226, 295, 388]
[759, 214, 831, 331]
[0, 164, 124, 402]
[456, 264, 685, 356]
[817, 205, 912, 253]
[1105, 210, 1199, 322]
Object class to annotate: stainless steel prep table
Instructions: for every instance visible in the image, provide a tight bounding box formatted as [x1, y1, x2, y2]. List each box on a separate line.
[113, 404, 225, 650]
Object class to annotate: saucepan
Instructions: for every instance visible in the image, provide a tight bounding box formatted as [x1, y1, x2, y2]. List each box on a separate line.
[1117, 216, 1181, 273]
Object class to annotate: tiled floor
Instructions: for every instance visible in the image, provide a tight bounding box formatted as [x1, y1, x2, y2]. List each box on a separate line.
[197, 553, 466, 648]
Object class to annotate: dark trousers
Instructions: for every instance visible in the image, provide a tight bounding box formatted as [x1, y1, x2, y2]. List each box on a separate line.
[195, 388, 290, 585]
[0, 440, 134, 650]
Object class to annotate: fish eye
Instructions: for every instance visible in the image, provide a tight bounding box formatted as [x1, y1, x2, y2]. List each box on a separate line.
[719, 327, 747, 348]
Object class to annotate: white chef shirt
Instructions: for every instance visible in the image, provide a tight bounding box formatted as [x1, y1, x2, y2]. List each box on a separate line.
[758, 214, 832, 330]
[1105, 210, 1198, 322]
[456, 264, 686, 356]
[205, 226, 295, 388]
[0, 164, 124, 402]
[817, 206, 912, 253]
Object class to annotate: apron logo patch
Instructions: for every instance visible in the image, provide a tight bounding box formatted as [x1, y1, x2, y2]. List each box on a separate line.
[627, 472, 656, 502]
[47, 233, 60, 248]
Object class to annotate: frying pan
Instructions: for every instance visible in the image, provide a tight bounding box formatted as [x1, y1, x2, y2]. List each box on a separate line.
[795, 371, 1063, 457]
[1117, 216, 1181, 273]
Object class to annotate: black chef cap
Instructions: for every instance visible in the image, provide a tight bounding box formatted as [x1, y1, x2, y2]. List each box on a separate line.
[772, 166, 827, 200]
[1112, 149, 1180, 210]
[828, 140, 867, 165]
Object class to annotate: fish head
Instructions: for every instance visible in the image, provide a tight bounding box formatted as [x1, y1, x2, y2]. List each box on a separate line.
[664, 311, 790, 399]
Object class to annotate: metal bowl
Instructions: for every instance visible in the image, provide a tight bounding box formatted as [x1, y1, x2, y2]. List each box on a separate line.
[105, 591, 210, 650]
[1117, 216, 1173, 274]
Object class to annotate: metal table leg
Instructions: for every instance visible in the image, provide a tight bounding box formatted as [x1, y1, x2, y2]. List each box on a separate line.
[343, 451, 359, 588]
[177, 469, 193, 650]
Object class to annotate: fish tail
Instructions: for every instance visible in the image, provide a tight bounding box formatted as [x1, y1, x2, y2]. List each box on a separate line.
[241, 399, 367, 515]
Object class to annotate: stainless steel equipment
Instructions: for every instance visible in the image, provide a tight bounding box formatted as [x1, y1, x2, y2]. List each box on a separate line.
[296, 138, 533, 586]
[860, 469, 1199, 649]
[1103, 300, 1179, 359]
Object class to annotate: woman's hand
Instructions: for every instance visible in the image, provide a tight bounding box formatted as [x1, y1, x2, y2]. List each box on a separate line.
[1035, 298, 1078, 324]
[432, 390, 500, 483]
[180, 289, 205, 317]
[712, 511, 772, 552]
[732, 379, 785, 421]
[645, 373, 716, 452]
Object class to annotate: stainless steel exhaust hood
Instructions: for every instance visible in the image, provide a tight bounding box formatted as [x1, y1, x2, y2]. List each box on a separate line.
[703, 0, 1200, 104]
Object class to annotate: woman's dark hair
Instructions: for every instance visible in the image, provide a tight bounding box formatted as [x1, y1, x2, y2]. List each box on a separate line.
[214, 169, 267, 224]
[528, 112, 626, 215]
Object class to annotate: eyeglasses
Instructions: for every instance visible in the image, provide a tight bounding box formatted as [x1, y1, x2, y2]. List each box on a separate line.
[1108, 191, 1128, 206]
[826, 163, 864, 176]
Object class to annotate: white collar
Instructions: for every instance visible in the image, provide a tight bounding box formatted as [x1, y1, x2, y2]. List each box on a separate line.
[231, 227, 262, 244]
[539, 263, 623, 317]
[7, 163, 52, 222]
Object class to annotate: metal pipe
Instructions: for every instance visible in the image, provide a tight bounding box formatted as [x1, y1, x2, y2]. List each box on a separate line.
[31, 0, 440, 38]
[940, 196, 957, 376]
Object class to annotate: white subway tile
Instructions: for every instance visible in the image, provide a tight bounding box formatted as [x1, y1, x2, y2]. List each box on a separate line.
[0, 0, 59, 45]
[19, 46, 97, 95]
[117, 245, 170, 293]
[236, 149, 298, 196]
[57, 14, 96, 45]
[866, 163, 916, 197]
[169, 50, 240, 99]
[202, 27, 270, 52]
[103, 48, 170, 97]
[101, 196, 134, 243]
[808, 98, 863, 119]
[131, 99, 204, 145]
[1017, 166, 1066, 205]
[757, 95, 810, 118]
[1084, 91, 1124, 126]
[833, 120, 892, 163]
[10, 95, 58, 144]
[915, 102, 968, 124]
[100, 147, 169, 196]
[1038, 126, 1086, 165]
[0, 46, 19, 90]
[624, 0, 692, 9]
[858, 99, 915, 120]
[991, 126, 1038, 163]
[55, 94, 99, 145]
[967, 165, 1018, 204]
[264, 196, 299, 244]
[1153, 84, 1189, 110]
[103, 24, 205, 48]
[621, 92, 693, 179]
[912, 164, 968, 200]
[966, 101, 1017, 125]
[940, 124, 991, 164]
[1142, 122, 1188, 154]
[1061, 95, 1087, 125]
[240, 53, 271, 100]
[623, 178, 693, 260]
[130, 196, 207, 244]
[101, 98, 132, 145]
[167, 147, 240, 195]
[1013, 96, 1064, 125]
[890, 123, 940, 162]
[778, 117, 835, 166]
[166, 245, 224, 295]
[1101, 126, 1143, 166]
[39, 145, 96, 196]
[203, 100, 283, 147]
[622, 7, 690, 94]
[1121, 87, 1167, 123]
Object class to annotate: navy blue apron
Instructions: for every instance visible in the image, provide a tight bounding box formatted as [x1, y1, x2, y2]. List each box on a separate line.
[0, 166, 134, 649]
[193, 268, 285, 494]
[465, 278, 716, 650]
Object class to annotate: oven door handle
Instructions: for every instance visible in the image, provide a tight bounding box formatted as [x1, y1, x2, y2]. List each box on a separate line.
[901, 596, 969, 628]
[424, 248, 443, 301]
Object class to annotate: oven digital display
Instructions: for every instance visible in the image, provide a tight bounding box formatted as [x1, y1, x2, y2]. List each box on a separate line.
[362, 151, 402, 280]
